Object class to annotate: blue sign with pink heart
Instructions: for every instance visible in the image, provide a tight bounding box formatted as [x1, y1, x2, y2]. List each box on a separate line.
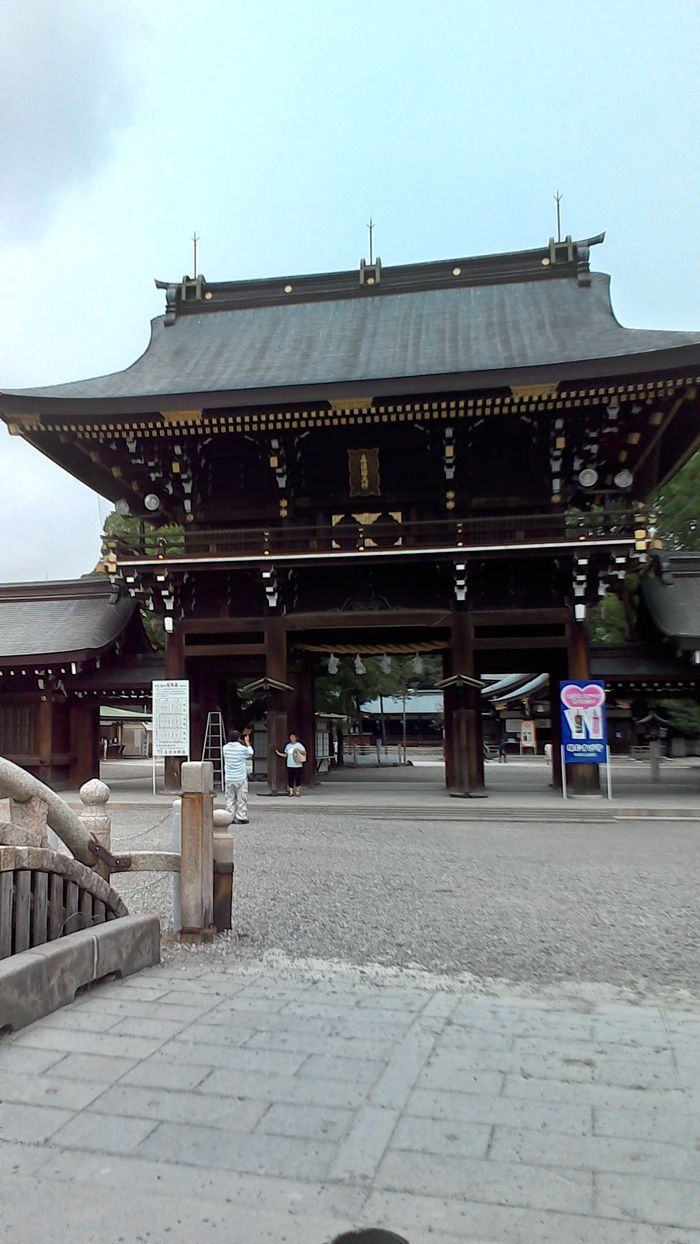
[559, 681, 607, 764]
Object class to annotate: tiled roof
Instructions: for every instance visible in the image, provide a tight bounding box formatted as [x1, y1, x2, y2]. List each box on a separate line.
[4, 241, 700, 407]
[0, 581, 137, 661]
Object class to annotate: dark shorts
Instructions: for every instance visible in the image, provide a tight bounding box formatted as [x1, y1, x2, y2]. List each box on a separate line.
[287, 767, 301, 787]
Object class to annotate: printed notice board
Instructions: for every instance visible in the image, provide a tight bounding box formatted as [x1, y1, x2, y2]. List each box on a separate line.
[559, 680, 607, 765]
[152, 680, 190, 758]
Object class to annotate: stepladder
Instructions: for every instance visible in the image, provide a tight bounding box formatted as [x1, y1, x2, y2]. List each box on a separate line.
[201, 710, 225, 792]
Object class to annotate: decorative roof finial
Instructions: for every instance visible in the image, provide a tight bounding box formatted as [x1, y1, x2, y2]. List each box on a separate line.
[553, 192, 563, 244]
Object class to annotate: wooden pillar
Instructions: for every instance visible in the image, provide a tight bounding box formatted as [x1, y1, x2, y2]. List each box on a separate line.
[567, 617, 599, 795]
[442, 652, 455, 789]
[70, 701, 100, 788]
[446, 610, 486, 797]
[265, 618, 288, 794]
[297, 656, 317, 784]
[548, 669, 563, 792]
[37, 696, 53, 778]
[163, 625, 185, 793]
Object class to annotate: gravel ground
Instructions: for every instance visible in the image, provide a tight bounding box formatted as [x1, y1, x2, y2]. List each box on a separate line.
[108, 804, 700, 1005]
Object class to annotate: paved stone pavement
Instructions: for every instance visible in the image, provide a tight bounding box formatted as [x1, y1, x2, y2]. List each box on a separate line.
[2, 960, 700, 1243]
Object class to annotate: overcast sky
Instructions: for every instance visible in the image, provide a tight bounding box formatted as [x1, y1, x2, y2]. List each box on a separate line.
[1, 0, 698, 581]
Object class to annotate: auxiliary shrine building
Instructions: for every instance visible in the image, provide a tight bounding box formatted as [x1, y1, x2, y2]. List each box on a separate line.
[1, 234, 699, 794]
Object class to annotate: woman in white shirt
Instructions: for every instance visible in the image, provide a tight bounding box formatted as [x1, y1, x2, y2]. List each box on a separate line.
[276, 731, 306, 796]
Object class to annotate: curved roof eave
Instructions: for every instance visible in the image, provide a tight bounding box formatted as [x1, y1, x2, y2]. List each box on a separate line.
[4, 344, 700, 420]
[3, 268, 700, 414]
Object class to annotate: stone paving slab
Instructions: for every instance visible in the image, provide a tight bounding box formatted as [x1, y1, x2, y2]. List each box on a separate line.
[1, 960, 699, 1243]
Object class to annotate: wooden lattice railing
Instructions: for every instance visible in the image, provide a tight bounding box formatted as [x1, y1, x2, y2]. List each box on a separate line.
[0, 847, 127, 960]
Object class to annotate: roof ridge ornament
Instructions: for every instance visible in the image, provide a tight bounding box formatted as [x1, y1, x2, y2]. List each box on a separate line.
[360, 256, 381, 286]
[546, 231, 606, 287]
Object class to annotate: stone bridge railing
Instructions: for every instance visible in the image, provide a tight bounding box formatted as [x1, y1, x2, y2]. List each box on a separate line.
[0, 758, 233, 1032]
[0, 758, 233, 966]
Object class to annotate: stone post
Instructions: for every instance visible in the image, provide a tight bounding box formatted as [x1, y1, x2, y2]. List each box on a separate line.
[78, 779, 112, 880]
[213, 807, 235, 932]
[179, 761, 215, 942]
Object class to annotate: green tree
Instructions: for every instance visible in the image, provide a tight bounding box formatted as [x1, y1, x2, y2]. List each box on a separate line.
[653, 450, 700, 552]
[94, 510, 185, 651]
[314, 653, 441, 729]
[589, 574, 640, 644]
[590, 450, 699, 643]
[658, 698, 700, 735]
[102, 511, 184, 557]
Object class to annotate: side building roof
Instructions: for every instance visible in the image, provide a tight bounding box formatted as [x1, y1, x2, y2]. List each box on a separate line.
[0, 579, 142, 666]
[3, 236, 700, 415]
[641, 555, 700, 652]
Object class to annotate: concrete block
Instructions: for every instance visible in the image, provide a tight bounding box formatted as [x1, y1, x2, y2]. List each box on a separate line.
[490, 1125, 699, 1180]
[203, 1067, 369, 1109]
[405, 1088, 593, 1136]
[330, 1105, 400, 1181]
[594, 1058, 682, 1092]
[0, 915, 160, 1033]
[257, 1102, 354, 1142]
[297, 1053, 387, 1086]
[503, 1074, 692, 1114]
[0, 950, 52, 1031]
[596, 1171, 700, 1231]
[48, 1109, 157, 1155]
[364, 1189, 684, 1244]
[122, 1058, 214, 1091]
[89, 1083, 267, 1130]
[93, 914, 161, 981]
[0, 1068, 106, 1112]
[154, 1039, 306, 1074]
[12, 1025, 163, 1061]
[0, 1101, 73, 1144]
[374, 1149, 594, 1214]
[137, 1119, 335, 1181]
[593, 1104, 694, 1145]
[245, 1028, 393, 1060]
[181, 762, 213, 794]
[171, 1021, 259, 1048]
[370, 1028, 436, 1109]
[39, 1147, 367, 1222]
[417, 1063, 505, 1095]
[43, 1052, 138, 1084]
[0, 1044, 66, 1073]
[108, 1015, 187, 1041]
[390, 1113, 491, 1160]
[2, 1169, 354, 1244]
[37, 1008, 121, 1033]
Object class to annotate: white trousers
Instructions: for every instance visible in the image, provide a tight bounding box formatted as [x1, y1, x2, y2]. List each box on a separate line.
[225, 779, 249, 822]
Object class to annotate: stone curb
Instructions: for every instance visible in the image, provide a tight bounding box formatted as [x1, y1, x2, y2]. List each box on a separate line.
[0, 915, 160, 1033]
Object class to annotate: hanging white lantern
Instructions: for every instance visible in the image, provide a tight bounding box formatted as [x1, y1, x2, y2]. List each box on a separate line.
[327, 654, 339, 674]
[412, 653, 424, 675]
[354, 654, 366, 675]
[380, 654, 392, 674]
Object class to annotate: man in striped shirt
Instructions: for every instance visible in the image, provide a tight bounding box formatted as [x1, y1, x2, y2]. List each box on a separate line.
[222, 728, 254, 824]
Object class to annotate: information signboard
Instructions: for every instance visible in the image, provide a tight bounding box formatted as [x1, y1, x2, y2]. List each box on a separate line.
[559, 680, 607, 765]
[152, 680, 190, 758]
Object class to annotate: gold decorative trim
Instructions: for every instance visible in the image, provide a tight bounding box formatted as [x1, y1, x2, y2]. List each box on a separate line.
[510, 383, 559, 400]
[6, 414, 42, 433]
[160, 409, 202, 424]
[329, 396, 374, 412]
[20, 374, 698, 439]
